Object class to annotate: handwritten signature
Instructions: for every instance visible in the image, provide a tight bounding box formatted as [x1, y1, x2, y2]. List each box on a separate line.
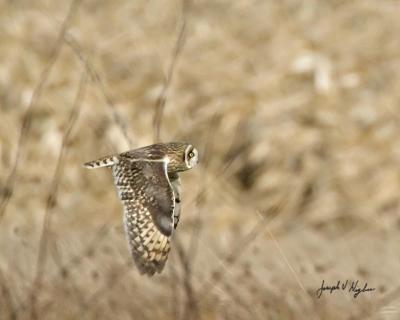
[316, 280, 375, 298]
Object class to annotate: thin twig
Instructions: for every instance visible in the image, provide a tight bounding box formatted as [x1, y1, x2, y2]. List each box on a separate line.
[168, 251, 182, 320]
[220, 118, 251, 175]
[48, 240, 86, 310]
[185, 112, 221, 275]
[260, 212, 320, 320]
[153, 0, 189, 142]
[28, 73, 87, 319]
[78, 257, 135, 318]
[175, 237, 199, 320]
[21, 223, 112, 316]
[53, 223, 110, 277]
[261, 213, 307, 294]
[63, 34, 133, 148]
[198, 204, 282, 298]
[0, 268, 17, 320]
[0, 0, 82, 225]
[182, 116, 249, 211]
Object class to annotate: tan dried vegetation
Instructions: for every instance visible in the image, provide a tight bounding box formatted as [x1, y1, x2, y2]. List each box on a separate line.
[0, 0, 400, 319]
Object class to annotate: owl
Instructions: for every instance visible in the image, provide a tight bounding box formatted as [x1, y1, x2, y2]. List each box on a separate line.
[84, 142, 199, 276]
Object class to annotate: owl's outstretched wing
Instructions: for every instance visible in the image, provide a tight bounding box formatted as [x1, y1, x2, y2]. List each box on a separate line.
[112, 158, 175, 276]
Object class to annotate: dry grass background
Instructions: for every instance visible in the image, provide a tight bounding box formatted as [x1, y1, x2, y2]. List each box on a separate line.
[1, 0, 400, 319]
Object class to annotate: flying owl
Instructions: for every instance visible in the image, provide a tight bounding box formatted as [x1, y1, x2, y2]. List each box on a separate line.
[84, 142, 199, 276]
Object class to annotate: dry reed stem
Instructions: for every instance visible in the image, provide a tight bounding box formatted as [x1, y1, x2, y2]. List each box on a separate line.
[0, 0, 82, 225]
[77, 257, 134, 319]
[186, 112, 221, 264]
[174, 237, 199, 320]
[28, 72, 87, 319]
[25, 223, 112, 316]
[1, 1, 399, 319]
[153, 0, 188, 143]
[62, 34, 133, 148]
[0, 268, 17, 320]
[198, 203, 283, 299]
[261, 213, 321, 320]
[168, 252, 182, 320]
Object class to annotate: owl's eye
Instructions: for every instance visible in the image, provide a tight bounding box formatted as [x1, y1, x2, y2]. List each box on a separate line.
[188, 152, 195, 158]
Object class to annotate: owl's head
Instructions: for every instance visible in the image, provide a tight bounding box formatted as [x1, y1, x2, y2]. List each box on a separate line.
[184, 144, 199, 169]
[165, 142, 199, 172]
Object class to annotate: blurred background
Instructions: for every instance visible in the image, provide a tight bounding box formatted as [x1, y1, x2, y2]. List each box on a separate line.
[1, 0, 400, 319]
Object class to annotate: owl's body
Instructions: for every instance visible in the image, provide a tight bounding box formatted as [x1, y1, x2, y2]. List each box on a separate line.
[84, 142, 199, 276]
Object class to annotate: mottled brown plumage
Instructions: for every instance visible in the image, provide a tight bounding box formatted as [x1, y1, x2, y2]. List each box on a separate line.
[84, 142, 198, 276]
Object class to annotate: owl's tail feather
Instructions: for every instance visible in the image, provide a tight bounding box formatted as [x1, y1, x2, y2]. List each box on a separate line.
[83, 155, 119, 169]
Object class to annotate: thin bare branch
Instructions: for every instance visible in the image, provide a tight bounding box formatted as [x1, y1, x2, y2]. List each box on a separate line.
[261, 213, 307, 294]
[0, 268, 17, 320]
[184, 112, 221, 274]
[198, 204, 282, 298]
[63, 34, 133, 148]
[174, 237, 199, 320]
[0, 0, 82, 225]
[28, 73, 87, 319]
[153, 1, 189, 143]
[168, 252, 182, 320]
[19, 223, 112, 316]
[78, 257, 136, 319]
[49, 240, 86, 309]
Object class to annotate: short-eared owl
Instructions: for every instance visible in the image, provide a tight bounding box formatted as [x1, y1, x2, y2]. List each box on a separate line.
[84, 142, 199, 276]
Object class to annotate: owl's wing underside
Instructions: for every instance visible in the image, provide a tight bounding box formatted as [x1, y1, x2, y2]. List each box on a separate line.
[112, 158, 175, 276]
[168, 172, 181, 229]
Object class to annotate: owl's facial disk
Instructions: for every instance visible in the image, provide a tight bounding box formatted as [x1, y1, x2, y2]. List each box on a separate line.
[184, 145, 199, 169]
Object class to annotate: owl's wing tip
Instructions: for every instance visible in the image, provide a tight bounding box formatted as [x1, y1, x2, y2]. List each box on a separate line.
[130, 246, 168, 277]
[135, 262, 158, 277]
